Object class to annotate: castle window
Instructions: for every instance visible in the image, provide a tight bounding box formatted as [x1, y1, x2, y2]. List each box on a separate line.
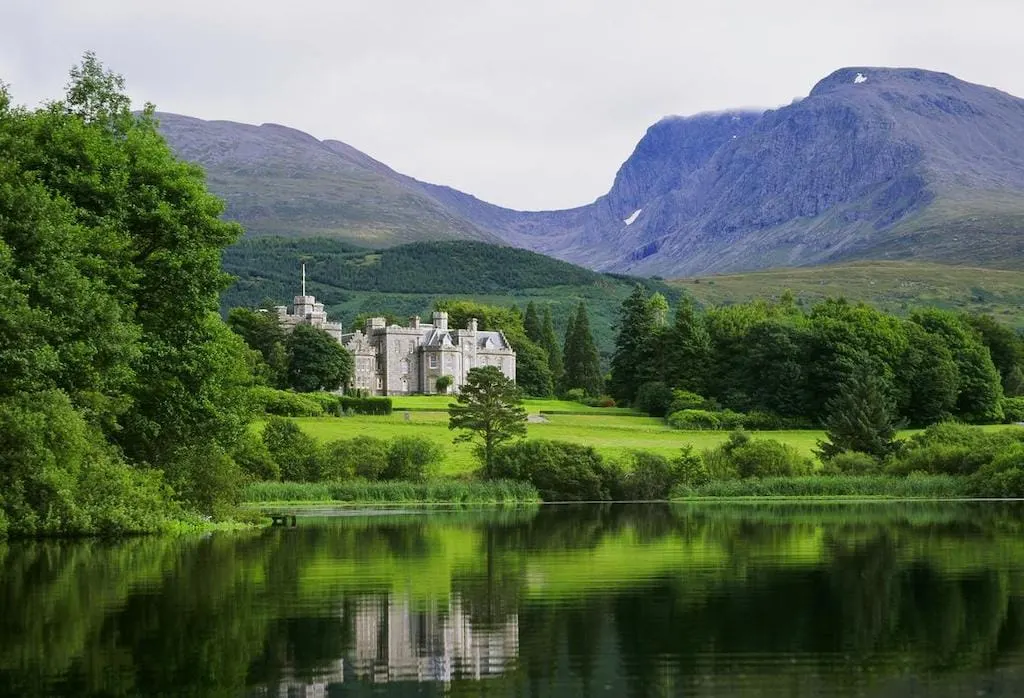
[428, 354, 438, 369]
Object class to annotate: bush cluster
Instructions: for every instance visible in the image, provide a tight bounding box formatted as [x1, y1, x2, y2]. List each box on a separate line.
[254, 418, 441, 483]
[252, 387, 394, 417]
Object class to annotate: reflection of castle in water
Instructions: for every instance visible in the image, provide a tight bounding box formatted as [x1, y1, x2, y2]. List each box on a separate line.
[264, 593, 519, 696]
[351, 593, 519, 683]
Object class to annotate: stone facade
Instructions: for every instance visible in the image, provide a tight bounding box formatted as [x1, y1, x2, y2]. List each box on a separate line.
[344, 311, 516, 396]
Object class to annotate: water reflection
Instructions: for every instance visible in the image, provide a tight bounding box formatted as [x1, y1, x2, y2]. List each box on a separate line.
[2, 503, 1024, 697]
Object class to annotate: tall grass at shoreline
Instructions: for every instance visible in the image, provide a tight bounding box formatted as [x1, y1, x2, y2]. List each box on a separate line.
[243, 479, 540, 504]
[674, 474, 972, 499]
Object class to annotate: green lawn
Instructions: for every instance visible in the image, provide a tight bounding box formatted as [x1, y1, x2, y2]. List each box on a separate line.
[292, 406, 827, 476]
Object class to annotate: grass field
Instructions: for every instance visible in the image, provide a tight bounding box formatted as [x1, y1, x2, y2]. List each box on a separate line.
[289, 398, 825, 476]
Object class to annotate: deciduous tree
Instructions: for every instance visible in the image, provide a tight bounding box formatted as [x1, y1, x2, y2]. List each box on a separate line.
[448, 365, 528, 477]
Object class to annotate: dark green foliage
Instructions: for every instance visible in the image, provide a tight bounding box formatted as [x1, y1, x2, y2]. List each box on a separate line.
[817, 364, 900, 460]
[726, 439, 814, 479]
[822, 451, 882, 475]
[0, 55, 258, 531]
[664, 297, 712, 395]
[668, 390, 712, 414]
[338, 396, 393, 415]
[514, 340, 555, 397]
[965, 314, 1024, 396]
[251, 386, 325, 417]
[667, 410, 722, 431]
[284, 324, 353, 393]
[0, 390, 179, 536]
[449, 366, 528, 477]
[911, 309, 1003, 422]
[385, 436, 444, 481]
[562, 302, 604, 396]
[634, 382, 675, 417]
[227, 307, 288, 387]
[1002, 397, 1024, 423]
[617, 451, 687, 500]
[243, 478, 539, 504]
[261, 417, 321, 482]
[491, 440, 619, 501]
[340, 436, 391, 481]
[523, 302, 543, 343]
[897, 322, 958, 426]
[968, 444, 1024, 497]
[317, 439, 361, 481]
[609, 286, 667, 403]
[886, 423, 1024, 476]
[672, 446, 711, 488]
[232, 432, 280, 481]
[435, 375, 454, 394]
[540, 306, 565, 388]
[679, 474, 969, 498]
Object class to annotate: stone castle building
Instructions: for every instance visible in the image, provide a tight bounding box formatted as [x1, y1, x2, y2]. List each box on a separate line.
[273, 266, 516, 395]
[344, 312, 516, 396]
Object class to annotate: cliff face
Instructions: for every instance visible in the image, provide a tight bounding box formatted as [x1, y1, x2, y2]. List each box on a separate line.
[159, 67, 1024, 276]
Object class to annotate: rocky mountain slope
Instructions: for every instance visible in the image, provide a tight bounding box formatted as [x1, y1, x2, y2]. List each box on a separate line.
[157, 67, 1024, 276]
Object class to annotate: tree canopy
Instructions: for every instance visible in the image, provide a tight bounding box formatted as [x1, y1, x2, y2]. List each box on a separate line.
[448, 365, 528, 477]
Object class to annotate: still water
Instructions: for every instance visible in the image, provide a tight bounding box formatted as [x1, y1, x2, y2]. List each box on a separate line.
[4, 503, 1024, 697]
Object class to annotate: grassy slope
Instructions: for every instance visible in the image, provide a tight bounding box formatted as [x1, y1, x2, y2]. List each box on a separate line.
[674, 260, 1024, 328]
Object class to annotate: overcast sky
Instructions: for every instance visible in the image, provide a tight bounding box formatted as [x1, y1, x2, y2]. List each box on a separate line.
[3, 0, 1022, 210]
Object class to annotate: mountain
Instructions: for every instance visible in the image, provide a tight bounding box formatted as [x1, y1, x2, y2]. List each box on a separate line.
[158, 67, 1024, 276]
[155, 113, 501, 247]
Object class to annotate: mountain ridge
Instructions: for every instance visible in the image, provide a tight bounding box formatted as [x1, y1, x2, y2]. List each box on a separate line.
[156, 66, 1024, 276]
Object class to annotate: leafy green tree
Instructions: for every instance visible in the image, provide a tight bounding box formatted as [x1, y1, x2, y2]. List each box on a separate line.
[523, 301, 544, 344]
[911, 309, 1003, 423]
[965, 314, 1024, 396]
[284, 324, 353, 393]
[562, 302, 604, 397]
[897, 322, 958, 426]
[515, 340, 555, 397]
[449, 365, 528, 478]
[228, 307, 288, 387]
[817, 362, 900, 460]
[540, 305, 565, 387]
[262, 417, 321, 482]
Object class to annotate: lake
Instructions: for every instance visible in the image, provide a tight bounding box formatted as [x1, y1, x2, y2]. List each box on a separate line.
[3, 502, 1024, 697]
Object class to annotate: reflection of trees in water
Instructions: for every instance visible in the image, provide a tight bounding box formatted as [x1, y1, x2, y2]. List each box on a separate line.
[3, 504, 1024, 696]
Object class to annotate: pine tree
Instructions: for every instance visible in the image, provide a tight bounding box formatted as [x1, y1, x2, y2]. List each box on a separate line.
[665, 297, 711, 394]
[816, 362, 899, 460]
[541, 305, 564, 389]
[523, 301, 543, 344]
[609, 285, 668, 403]
[562, 302, 604, 396]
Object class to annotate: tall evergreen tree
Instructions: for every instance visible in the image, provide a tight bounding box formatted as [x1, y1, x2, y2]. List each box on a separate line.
[609, 285, 667, 403]
[562, 302, 604, 396]
[523, 301, 544, 344]
[816, 361, 900, 460]
[665, 297, 711, 395]
[540, 305, 564, 389]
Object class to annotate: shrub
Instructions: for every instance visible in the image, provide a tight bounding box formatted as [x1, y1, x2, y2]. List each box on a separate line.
[338, 396, 393, 415]
[164, 445, 246, 520]
[564, 388, 586, 403]
[667, 409, 722, 430]
[674, 446, 711, 488]
[339, 436, 391, 481]
[306, 391, 342, 415]
[232, 432, 281, 481]
[728, 439, 814, 478]
[717, 410, 747, 430]
[618, 451, 679, 500]
[634, 382, 675, 417]
[1002, 397, 1024, 424]
[583, 395, 617, 408]
[252, 387, 325, 417]
[969, 443, 1024, 497]
[668, 390, 711, 414]
[492, 440, 619, 501]
[385, 436, 444, 481]
[262, 417, 322, 482]
[742, 411, 805, 431]
[824, 451, 881, 475]
[886, 422, 1024, 475]
[436, 375, 454, 394]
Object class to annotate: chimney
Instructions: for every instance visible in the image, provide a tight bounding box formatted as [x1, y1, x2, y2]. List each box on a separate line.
[432, 311, 448, 330]
[467, 317, 478, 332]
[410, 315, 421, 329]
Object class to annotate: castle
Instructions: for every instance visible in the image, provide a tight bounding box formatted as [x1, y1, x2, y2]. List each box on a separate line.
[274, 267, 516, 395]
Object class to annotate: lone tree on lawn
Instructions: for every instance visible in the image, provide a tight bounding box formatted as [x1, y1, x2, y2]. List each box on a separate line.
[448, 365, 528, 477]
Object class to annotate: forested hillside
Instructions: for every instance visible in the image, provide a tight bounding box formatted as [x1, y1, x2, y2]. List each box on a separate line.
[222, 238, 677, 354]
